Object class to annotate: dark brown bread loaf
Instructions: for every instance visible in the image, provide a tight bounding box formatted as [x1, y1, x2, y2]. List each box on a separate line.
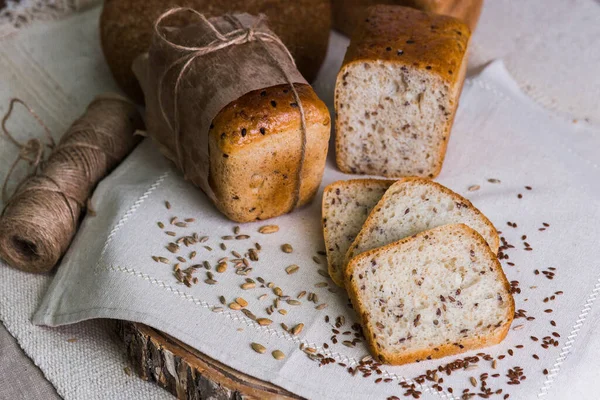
[332, 0, 483, 36]
[100, 0, 331, 102]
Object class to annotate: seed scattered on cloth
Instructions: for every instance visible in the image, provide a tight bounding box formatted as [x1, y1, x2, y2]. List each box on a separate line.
[251, 343, 266, 354]
[258, 225, 279, 234]
[272, 350, 285, 360]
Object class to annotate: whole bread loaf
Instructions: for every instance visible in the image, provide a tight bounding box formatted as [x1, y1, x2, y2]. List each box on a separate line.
[332, 0, 483, 36]
[335, 6, 470, 178]
[210, 84, 331, 222]
[347, 223, 514, 365]
[100, 0, 331, 102]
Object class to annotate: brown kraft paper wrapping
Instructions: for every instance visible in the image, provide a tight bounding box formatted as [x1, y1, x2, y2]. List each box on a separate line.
[133, 8, 308, 207]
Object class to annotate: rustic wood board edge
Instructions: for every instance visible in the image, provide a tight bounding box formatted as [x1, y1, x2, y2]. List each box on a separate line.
[117, 321, 303, 400]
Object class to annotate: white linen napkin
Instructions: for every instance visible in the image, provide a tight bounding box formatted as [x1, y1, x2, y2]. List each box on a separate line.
[33, 58, 600, 400]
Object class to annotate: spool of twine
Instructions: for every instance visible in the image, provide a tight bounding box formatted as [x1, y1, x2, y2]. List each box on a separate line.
[0, 94, 143, 273]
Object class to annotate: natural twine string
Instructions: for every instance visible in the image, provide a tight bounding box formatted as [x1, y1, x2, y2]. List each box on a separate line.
[154, 8, 308, 211]
[0, 94, 143, 273]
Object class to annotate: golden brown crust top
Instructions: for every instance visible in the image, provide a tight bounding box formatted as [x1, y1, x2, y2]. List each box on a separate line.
[342, 5, 471, 84]
[210, 84, 330, 154]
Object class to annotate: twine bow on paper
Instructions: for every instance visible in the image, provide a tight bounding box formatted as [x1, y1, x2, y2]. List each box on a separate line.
[153, 7, 308, 211]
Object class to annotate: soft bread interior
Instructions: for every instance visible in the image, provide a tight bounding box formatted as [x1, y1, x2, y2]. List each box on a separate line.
[336, 61, 451, 177]
[345, 178, 499, 276]
[348, 224, 512, 364]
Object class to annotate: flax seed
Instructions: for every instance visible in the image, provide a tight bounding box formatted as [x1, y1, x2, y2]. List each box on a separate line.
[272, 350, 285, 360]
[165, 201, 171, 209]
[281, 244, 293, 253]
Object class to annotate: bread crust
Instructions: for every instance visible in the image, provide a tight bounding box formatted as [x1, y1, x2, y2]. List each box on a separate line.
[341, 5, 470, 86]
[334, 6, 470, 178]
[322, 179, 394, 286]
[344, 177, 500, 280]
[208, 84, 331, 223]
[332, 0, 483, 37]
[100, 0, 331, 101]
[346, 224, 514, 366]
[211, 84, 330, 154]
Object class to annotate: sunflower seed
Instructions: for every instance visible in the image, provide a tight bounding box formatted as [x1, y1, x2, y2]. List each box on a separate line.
[241, 282, 256, 290]
[317, 269, 329, 278]
[235, 297, 248, 307]
[291, 323, 304, 335]
[285, 265, 300, 274]
[258, 225, 279, 234]
[242, 309, 256, 320]
[216, 262, 227, 273]
[251, 343, 266, 354]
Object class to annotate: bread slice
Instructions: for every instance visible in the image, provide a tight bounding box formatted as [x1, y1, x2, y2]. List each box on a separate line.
[322, 179, 394, 286]
[334, 5, 470, 178]
[347, 223, 514, 365]
[344, 178, 499, 281]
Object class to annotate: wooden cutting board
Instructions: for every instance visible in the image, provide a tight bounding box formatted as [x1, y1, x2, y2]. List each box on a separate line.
[117, 321, 302, 400]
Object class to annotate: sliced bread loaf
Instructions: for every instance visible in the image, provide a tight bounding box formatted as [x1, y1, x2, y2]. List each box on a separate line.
[334, 6, 470, 178]
[322, 179, 394, 286]
[347, 223, 514, 365]
[344, 178, 499, 282]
